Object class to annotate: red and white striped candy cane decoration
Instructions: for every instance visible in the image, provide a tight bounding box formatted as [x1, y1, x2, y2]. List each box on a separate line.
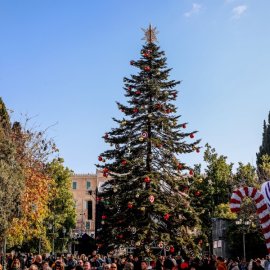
[230, 186, 270, 254]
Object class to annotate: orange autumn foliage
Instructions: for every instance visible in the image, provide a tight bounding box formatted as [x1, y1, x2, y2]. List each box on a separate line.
[7, 123, 57, 247]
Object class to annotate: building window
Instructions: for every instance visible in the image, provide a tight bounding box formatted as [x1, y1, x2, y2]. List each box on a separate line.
[86, 181, 91, 190]
[72, 181, 77, 190]
[85, 221, 91, 230]
[87, 201, 93, 220]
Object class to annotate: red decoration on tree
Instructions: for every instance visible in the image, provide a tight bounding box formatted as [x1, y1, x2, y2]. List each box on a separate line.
[155, 103, 161, 109]
[182, 123, 187, 129]
[121, 160, 127, 166]
[170, 246, 175, 253]
[144, 66, 151, 72]
[177, 163, 183, 170]
[183, 186, 189, 192]
[189, 170, 194, 176]
[104, 167, 109, 173]
[104, 133, 109, 139]
[195, 191, 201, 197]
[136, 90, 141, 95]
[121, 108, 125, 112]
[173, 93, 177, 98]
[133, 108, 139, 113]
[98, 156, 103, 161]
[118, 234, 123, 239]
[166, 109, 172, 114]
[149, 195, 155, 203]
[128, 202, 133, 209]
[103, 172, 108, 178]
[164, 213, 170, 221]
[101, 215, 107, 220]
[144, 176, 151, 183]
[190, 133, 194, 139]
[143, 52, 150, 58]
[130, 60, 135, 65]
[196, 148, 200, 153]
[128, 86, 132, 91]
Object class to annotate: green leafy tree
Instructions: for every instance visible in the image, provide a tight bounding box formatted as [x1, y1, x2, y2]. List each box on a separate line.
[46, 158, 76, 252]
[257, 112, 270, 171]
[0, 98, 24, 248]
[258, 154, 270, 180]
[96, 26, 201, 256]
[190, 144, 233, 252]
[234, 162, 258, 187]
[203, 144, 233, 210]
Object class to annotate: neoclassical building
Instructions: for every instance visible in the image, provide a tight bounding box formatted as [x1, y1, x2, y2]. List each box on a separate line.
[71, 170, 108, 238]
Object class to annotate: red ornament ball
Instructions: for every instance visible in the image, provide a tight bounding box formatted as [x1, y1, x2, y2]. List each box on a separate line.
[136, 90, 141, 95]
[103, 167, 109, 173]
[183, 186, 189, 192]
[103, 172, 108, 178]
[196, 148, 200, 153]
[104, 133, 109, 139]
[101, 215, 107, 220]
[144, 66, 151, 72]
[144, 176, 151, 183]
[98, 156, 103, 161]
[133, 108, 139, 113]
[128, 86, 132, 91]
[130, 60, 135, 65]
[128, 202, 133, 209]
[143, 53, 150, 58]
[177, 163, 183, 170]
[164, 213, 170, 221]
[189, 170, 194, 175]
[182, 123, 187, 129]
[190, 133, 194, 139]
[121, 160, 127, 166]
[195, 191, 201, 196]
[170, 246, 175, 253]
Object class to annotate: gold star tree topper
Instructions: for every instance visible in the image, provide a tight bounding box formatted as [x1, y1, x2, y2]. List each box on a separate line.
[142, 24, 159, 43]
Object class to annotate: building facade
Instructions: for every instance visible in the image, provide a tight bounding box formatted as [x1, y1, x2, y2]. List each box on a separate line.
[212, 218, 230, 258]
[71, 171, 108, 238]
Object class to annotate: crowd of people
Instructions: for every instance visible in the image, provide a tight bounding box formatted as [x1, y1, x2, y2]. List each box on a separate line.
[1, 252, 270, 270]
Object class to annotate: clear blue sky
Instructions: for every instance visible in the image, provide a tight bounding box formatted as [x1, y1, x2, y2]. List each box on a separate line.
[1, 0, 270, 173]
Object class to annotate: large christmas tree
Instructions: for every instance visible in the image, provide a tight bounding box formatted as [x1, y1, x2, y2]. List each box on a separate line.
[96, 26, 201, 256]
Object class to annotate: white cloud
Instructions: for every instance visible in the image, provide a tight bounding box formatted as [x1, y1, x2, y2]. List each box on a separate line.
[232, 5, 247, 19]
[184, 3, 202, 17]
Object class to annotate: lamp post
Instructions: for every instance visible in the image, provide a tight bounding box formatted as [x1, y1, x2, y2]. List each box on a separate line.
[236, 219, 250, 260]
[48, 223, 55, 255]
[62, 227, 66, 253]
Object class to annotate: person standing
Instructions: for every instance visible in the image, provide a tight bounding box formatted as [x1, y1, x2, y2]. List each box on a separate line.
[216, 257, 227, 270]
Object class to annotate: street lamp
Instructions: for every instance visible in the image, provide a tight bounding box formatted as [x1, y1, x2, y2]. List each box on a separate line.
[62, 227, 67, 253]
[236, 219, 250, 260]
[48, 223, 55, 255]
